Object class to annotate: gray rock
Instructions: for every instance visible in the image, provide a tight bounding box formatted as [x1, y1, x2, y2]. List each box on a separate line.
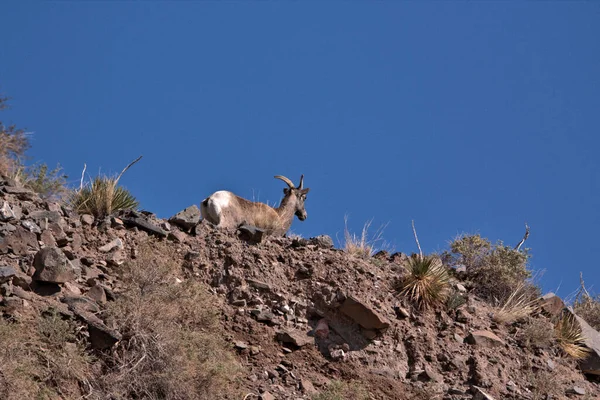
[81, 214, 94, 226]
[340, 295, 390, 330]
[2, 185, 36, 200]
[168, 230, 187, 243]
[33, 247, 77, 283]
[28, 210, 62, 225]
[71, 307, 121, 350]
[237, 224, 266, 243]
[98, 238, 124, 253]
[121, 213, 168, 237]
[87, 285, 107, 304]
[0, 266, 16, 283]
[5, 226, 39, 255]
[0, 201, 16, 221]
[572, 310, 600, 375]
[168, 205, 201, 230]
[21, 220, 41, 234]
[309, 235, 334, 249]
[539, 293, 565, 317]
[568, 386, 586, 395]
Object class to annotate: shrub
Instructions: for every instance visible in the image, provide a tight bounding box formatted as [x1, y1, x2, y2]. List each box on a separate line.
[342, 216, 388, 259]
[98, 240, 242, 399]
[572, 276, 600, 331]
[71, 175, 138, 218]
[445, 234, 535, 304]
[399, 256, 450, 310]
[554, 311, 590, 360]
[518, 317, 555, 350]
[0, 95, 29, 178]
[312, 380, 369, 400]
[15, 163, 68, 201]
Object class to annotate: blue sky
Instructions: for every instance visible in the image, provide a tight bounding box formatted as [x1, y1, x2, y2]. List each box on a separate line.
[1, 2, 599, 297]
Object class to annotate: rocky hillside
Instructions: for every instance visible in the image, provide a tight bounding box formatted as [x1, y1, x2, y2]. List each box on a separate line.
[1, 174, 600, 400]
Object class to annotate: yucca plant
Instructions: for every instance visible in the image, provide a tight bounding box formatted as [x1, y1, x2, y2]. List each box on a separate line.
[399, 256, 450, 310]
[555, 311, 590, 360]
[71, 157, 141, 219]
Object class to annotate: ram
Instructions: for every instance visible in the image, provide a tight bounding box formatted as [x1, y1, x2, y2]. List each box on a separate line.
[200, 175, 310, 236]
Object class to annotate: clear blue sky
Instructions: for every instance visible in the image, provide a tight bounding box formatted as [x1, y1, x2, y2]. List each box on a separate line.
[1, 3, 599, 298]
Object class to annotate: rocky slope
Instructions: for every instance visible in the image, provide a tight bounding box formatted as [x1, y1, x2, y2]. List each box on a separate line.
[1, 174, 600, 400]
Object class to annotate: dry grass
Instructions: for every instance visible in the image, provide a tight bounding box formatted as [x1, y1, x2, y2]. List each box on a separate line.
[312, 380, 370, 400]
[97, 239, 243, 399]
[572, 275, 600, 331]
[399, 256, 450, 310]
[342, 216, 388, 259]
[0, 311, 93, 399]
[492, 282, 539, 324]
[525, 368, 562, 400]
[0, 96, 29, 178]
[518, 317, 555, 350]
[554, 311, 590, 360]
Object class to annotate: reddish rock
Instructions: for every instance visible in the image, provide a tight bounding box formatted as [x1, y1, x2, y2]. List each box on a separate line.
[465, 330, 505, 348]
[340, 295, 390, 330]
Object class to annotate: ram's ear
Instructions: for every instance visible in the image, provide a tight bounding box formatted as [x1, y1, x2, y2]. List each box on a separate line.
[301, 188, 310, 195]
[283, 188, 290, 195]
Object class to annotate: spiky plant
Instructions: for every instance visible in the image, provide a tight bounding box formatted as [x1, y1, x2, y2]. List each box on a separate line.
[555, 311, 590, 360]
[71, 176, 138, 219]
[399, 256, 450, 309]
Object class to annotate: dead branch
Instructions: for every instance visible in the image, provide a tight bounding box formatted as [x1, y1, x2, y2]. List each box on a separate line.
[515, 223, 530, 251]
[412, 220, 423, 259]
[115, 155, 143, 184]
[79, 163, 87, 192]
[578, 272, 591, 300]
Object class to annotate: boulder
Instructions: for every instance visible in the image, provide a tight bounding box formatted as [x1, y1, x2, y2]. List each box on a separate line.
[33, 247, 77, 283]
[309, 235, 334, 249]
[340, 295, 390, 330]
[539, 293, 565, 317]
[572, 311, 600, 375]
[276, 329, 314, 348]
[168, 205, 201, 230]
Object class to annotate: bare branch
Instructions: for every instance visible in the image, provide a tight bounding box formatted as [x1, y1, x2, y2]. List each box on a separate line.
[515, 223, 530, 251]
[115, 155, 143, 184]
[412, 220, 423, 259]
[79, 163, 87, 192]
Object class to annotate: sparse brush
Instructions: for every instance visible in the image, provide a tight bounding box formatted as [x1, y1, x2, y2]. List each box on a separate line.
[493, 282, 539, 324]
[446, 290, 467, 310]
[0, 95, 29, 178]
[343, 215, 388, 259]
[518, 317, 555, 350]
[555, 311, 590, 360]
[572, 273, 600, 331]
[399, 256, 450, 309]
[14, 163, 68, 201]
[312, 380, 370, 400]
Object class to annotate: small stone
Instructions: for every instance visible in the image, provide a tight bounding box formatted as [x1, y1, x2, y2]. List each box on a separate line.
[168, 205, 201, 230]
[309, 235, 334, 249]
[260, 392, 275, 400]
[81, 214, 94, 225]
[0, 266, 16, 283]
[315, 318, 329, 338]
[106, 250, 126, 267]
[111, 217, 125, 229]
[0, 201, 16, 221]
[21, 220, 41, 234]
[456, 283, 467, 293]
[168, 230, 187, 243]
[98, 238, 123, 253]
[300, 379, 317, 395]
[472, 386, 496, 400]
[234, 341, 248, 350]
[339, 295, 390, 330]
[569, 386, 586, 395]
[40, 230, 57, 246]
[546, 359, 555, 371]
[33, 247, 77, 283]
[276, 329, 313, 347]
[87, 285, 107, 304]
[394, 305, 410, 319]
[465, 330, 505, 348]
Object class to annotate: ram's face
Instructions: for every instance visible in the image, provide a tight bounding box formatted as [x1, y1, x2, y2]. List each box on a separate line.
[294, 188, 310, 221]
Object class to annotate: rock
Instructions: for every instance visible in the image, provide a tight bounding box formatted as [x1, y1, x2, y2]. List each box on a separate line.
[2, 185, 36, 200]
[168, 230, 187, 243]
[539, 293, 565, 317]
[315, 318, 329, 338]
[420, 365, 442, 382]
[0, 266, 16, 283]
[456, 283, 467, 293]
[546, 359, 555, 371]
[61, 295, 101, 313]
[260, 392, 275, 400]
[87, 285, 107, 304]
[111, 217, 125, 229]
[456, 308, 471, 323]
[121, 213, 168, 237]
[5, 226, 39, 255]
[247, 278, 271, 291]
[81, 214, 94, 225]
[394, 305, 411, 319]
[465, 330, 505, 348]
[98, 238, 124, 253]
[455, 265, 467, 274]
[276, 329, 313, 348]
[0, 201, 16, 221]
[106, 250, 126, 267]
[572, 311, 600, 375]
[251, 309, 276, 324]
[234, 341, 248, 350]
[300, 379, 318, 395]
[73, 308, 121, 350]
[40, 230, 57, 247]
[33, 247, 77, 283]
[49, 222, 68, 246]
[21, 220, 41, 233]
[472, 386, 496, 400]
[309, 235, 334, 249]
[340, 295, 390, 330]
[168, 205, 201, 230]
[28, 210, 62, 225]
[237, 224, 265, 243]
[568, 386, 586, 395]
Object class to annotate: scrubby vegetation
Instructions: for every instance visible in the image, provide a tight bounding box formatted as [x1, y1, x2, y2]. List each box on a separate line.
[444, 234, 537, 304]
[0, 95, 29, 178]
[71, 176, 139, 219]
[342, 216, 388, 259]
[312, 380, 369, 400]
[555, 311, 590, 360]
[573, 276, 600, 331]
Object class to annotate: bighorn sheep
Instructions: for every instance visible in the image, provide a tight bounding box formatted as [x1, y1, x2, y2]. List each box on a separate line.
[200, 175, 310, 236]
